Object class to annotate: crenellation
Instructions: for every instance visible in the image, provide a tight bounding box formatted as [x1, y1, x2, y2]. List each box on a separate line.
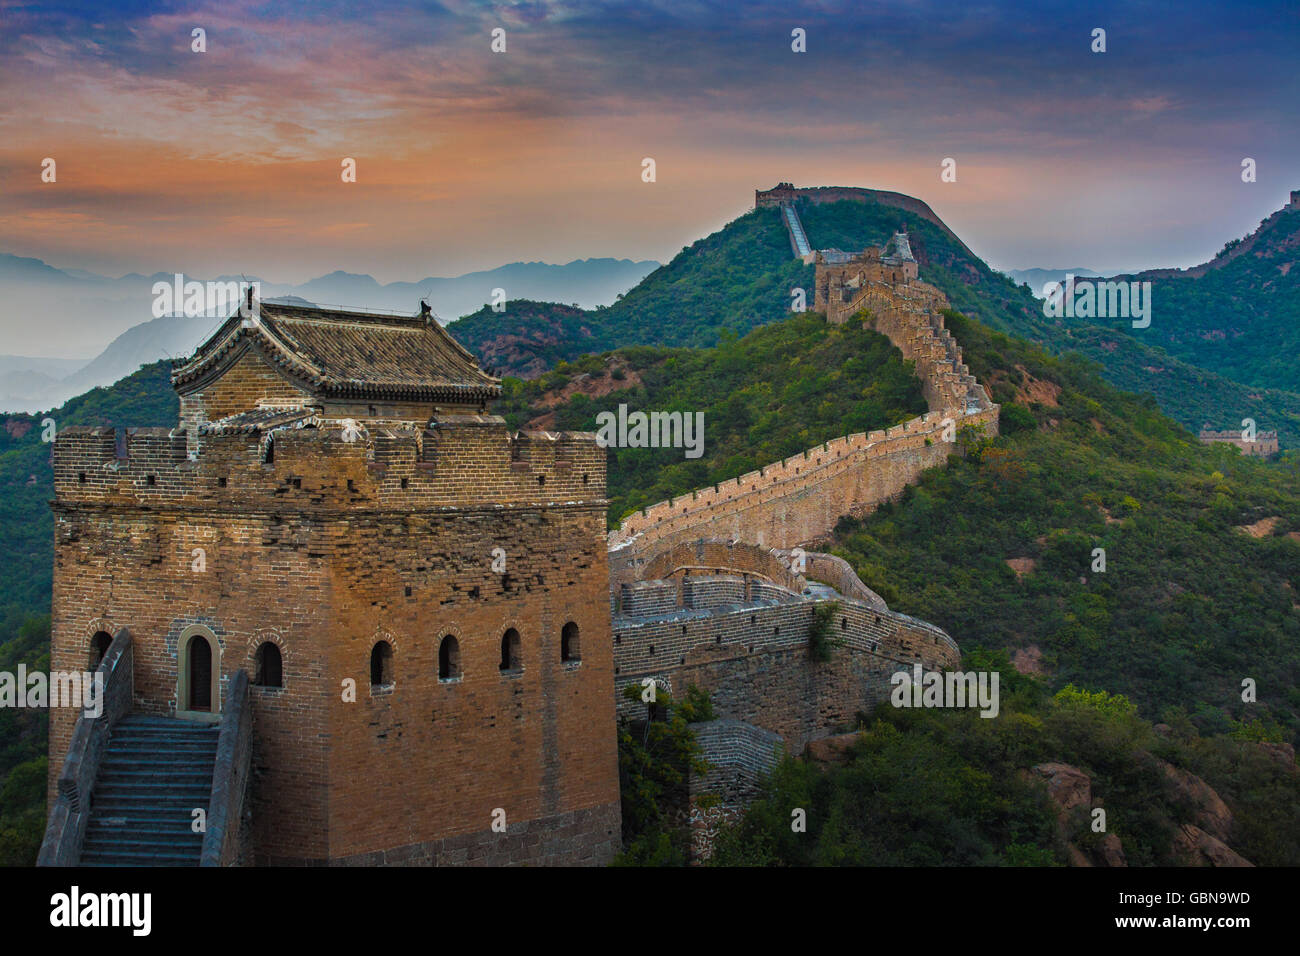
[609, 237, 999, 553]
[612, 540, 959, 754]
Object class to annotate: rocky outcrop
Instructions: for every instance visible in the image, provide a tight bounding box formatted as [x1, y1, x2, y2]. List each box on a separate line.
[1033, 757, 1256, 867]
[1031, 761, 1126, 867]
[1033, 762, 1091, 813]
[1155, 758, 1234, 844]
[1256, 741, 1297, 773]
[1172, 825, 1253, 867]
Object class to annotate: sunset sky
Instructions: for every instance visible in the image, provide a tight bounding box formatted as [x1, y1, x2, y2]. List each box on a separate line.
[2, 0, 1297, 282]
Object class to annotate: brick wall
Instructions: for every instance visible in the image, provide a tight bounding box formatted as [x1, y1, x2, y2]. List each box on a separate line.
[49, 416, 622, 865]
[1197, 429, 1280, 457]
[609, 407, 998, 553]
[682, 576, 747, 609]
[619, 581, 678, 618]
[611, 539, 806, 596]
[179, 348, 313, 451]
[688, 719, 785, 805]
[608, 260, 998, 555]
[613, 587, 959, 752]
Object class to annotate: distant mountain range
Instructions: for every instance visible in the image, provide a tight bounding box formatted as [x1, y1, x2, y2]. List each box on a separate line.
[1004, 267, 1104, 295]
[0, 256, 659, 412]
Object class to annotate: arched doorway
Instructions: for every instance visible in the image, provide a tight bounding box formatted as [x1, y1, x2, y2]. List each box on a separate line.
[178, 626, 221, 717]
[188, 635, 212, 711]
[90, 631, 113, 669]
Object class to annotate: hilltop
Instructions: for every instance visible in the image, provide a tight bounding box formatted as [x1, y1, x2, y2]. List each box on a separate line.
[450, 190, 1300, 446]
[1067, 193, 1300, 395]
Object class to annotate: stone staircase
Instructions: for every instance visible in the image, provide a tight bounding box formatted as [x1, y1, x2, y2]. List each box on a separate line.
[780, 202, 812, 257]
[80, 715, 219, 866]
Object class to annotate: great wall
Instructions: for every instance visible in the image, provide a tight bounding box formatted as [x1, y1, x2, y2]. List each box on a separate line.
[609, 189, 998, 556]
[605, 186, 1003, 848]
[40, 184, 1003, 867]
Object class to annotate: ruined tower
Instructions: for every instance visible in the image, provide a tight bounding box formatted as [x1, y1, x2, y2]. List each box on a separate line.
[45, 300, 621, 865]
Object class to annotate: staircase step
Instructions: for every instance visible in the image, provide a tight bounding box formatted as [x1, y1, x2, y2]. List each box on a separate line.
[79, 858, 197, 868]
[105, 743, 218, 756]
[76, 712, 221, 866]
[88, 810, 205, 827]
[99, 771, 214, 786]
[93, 790, 213, 805]
[88, 819, 204, 835]
[84, 833, 203, 850]
[110, 730, 219, 742]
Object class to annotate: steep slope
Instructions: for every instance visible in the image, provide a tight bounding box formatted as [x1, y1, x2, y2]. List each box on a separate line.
[450, 207, 810, 372]
[459, 191, 1300, 448]
[498, 303, 1300, 738]
[494, 314, 929, 525]
[450, 301, 600, 379]
[710, 670, 1300, 866]
[1073, 199, 1300, 394]
[829, 310, 1300, 734]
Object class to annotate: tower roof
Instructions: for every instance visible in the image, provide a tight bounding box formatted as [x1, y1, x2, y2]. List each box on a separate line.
[172, 301, 501, 403]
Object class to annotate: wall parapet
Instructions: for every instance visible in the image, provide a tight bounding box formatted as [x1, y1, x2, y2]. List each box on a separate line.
[201, 669, 252, 867]
[607, 251, 999, 554]
[53, 421, 608, 512]
[38, 628, 133, 867]
[609, 406, 997, 552]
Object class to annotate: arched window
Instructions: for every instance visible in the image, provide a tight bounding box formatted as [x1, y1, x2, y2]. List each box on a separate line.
[561, 621, 580, 663]
[254, 642, 283, 688]
[90, 631, 113, 669]
[499, 629, 521, 672]
[370, 641, 393, 688]
[438, 635, 461, 681]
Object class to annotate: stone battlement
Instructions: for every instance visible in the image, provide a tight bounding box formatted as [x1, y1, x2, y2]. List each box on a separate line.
[611, 539, 959, 752]
[608, 231, 998, 554]
[608, 408, 996, 550]
[1197, 427, 1280, 457]
[52, 419, 606, 512]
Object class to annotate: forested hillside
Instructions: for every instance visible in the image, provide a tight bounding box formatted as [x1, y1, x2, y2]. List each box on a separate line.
[508, 307, 1300, 738]
[451, 195, 1300, 447]
[1081, 203, 1300, 394]
[0, 361, 179, 863]
[494, 314, 928, 525]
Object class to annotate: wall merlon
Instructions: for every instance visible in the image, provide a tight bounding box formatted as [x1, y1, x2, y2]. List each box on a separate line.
[55, 419, 608, 511]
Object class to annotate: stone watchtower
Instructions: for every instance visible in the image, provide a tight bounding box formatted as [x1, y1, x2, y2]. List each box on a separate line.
[46, 299, 621, 865]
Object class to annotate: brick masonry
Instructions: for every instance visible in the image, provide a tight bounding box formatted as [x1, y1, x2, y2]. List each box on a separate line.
[48, 341, 622, 866]
[1197, 428, 1279, 457]
[611, 539, 960, 757]
[609, 258, 999, 554]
